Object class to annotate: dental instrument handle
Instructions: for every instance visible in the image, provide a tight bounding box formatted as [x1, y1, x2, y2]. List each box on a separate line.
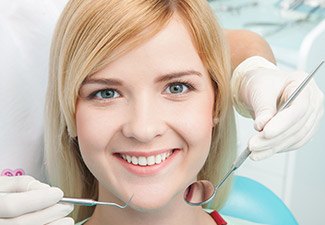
[60, 195, 133, 208]
[60, 197, 98, 206]
[233, 147, 251, 170]
[218, 60, 324, 188]
[214, 147, 251, 190]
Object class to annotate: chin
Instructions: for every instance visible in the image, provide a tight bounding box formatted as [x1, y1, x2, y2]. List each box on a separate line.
[123, 184, 184, 212]
[128, 194, 179, 212]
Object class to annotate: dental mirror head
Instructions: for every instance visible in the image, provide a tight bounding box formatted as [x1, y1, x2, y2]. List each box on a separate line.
[184, 180, 216, 206]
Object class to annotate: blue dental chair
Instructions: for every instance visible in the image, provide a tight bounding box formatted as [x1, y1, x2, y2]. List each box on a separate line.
[220, 176, 298, 225]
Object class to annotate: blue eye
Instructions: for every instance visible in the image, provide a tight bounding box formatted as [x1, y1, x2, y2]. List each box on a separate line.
[166, 83, 189, 94]
[95, 89, 120, 99]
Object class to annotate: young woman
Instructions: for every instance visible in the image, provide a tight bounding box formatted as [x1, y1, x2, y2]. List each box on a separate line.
[1, 0, 323, 224]
[45, 0, 276, 225]
[44, 0, 258, 224]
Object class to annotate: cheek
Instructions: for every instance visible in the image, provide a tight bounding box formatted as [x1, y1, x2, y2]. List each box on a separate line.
[171, 93, 215, 179]
[186, 104, 213, 135]
[75, 103, 116, 158]
[179, 97, 214, 145]
[168, 93, 215, 162]
[76, 106, 97, 153]
[75, 102, 126, 181]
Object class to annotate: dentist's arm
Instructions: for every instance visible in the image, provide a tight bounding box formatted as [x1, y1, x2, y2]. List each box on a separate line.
[0, 176, 74, 225]
[224, 29, 276, 71]
[225, 29, 324, 160]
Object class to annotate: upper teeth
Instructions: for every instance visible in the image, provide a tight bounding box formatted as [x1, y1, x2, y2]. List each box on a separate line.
[121, 151, 172, 166]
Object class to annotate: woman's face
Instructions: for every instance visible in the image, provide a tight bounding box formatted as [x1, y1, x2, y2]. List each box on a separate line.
[76, 16, 216, 211]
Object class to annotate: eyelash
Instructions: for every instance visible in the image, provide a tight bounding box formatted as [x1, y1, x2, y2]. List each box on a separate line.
[88, 88, 121, 100]
[87, 80, 196, 101]
[164, 80, 196, 95]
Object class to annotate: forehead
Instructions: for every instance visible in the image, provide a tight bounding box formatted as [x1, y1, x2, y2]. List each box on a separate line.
[91, 16, 206, 80]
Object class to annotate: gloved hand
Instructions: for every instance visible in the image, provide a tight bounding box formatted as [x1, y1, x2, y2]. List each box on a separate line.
[0, 176, 74, 225]
[232, 56, 324, 160]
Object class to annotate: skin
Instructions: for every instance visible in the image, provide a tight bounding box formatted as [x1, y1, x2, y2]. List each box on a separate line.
[76, 15, 219, 225]
[224, 29, 276, 71]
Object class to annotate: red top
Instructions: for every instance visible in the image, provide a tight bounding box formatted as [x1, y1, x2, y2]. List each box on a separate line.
[209, 210, 227, 225]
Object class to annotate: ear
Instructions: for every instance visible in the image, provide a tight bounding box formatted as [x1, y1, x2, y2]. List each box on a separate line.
[213, 117, 219, 126]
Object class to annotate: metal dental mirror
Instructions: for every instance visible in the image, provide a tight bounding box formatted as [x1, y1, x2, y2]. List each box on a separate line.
[184, 61, 324, 206]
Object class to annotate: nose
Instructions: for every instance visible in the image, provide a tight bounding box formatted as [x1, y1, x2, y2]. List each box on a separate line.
[122, 97, 167, 143]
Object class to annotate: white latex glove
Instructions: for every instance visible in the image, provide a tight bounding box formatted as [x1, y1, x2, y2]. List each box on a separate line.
[232, 56, 324, 160]
[0, 176, 74, 225]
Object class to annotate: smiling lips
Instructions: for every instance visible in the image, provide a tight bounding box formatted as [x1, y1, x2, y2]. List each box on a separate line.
[116, 149, 180, 176]
[118, 150, 175, 167]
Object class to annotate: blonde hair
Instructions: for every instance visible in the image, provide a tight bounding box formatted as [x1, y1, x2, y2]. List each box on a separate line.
[45, 0, 236, 221]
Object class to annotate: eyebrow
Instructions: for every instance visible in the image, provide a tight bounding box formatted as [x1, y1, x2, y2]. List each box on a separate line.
[81, 77, 123, 86]
[81, 70, 202, 86]
[155, 70, 202, 83]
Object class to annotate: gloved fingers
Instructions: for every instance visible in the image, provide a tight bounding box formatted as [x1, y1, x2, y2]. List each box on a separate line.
[249, 103, 312, 151]
[270, 89, 322, 152]
[264, 117, 316, 155]
[263, 73, 323, 139]
[0, 176, 49, 193]
[279, 103, 324, 152]
[0, 187, 63, 218]
[278, 124, 315, 153]
[47, 217, 75, 225]
[0, 203, 73, 225]
[249, 148, 276, 161]
[250, 84, 278, 131]
[233, 66, 285, 119]
[261, 91, 312, 139]
[250, 120, 310, 161]
[248, 73, 291, 131]
[248, 73, 282, 130]
[249, 73, 323, 154]
[249, 104, 317, 157]
[253, 71, 316, 134]
[253, 108, 276, 132]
